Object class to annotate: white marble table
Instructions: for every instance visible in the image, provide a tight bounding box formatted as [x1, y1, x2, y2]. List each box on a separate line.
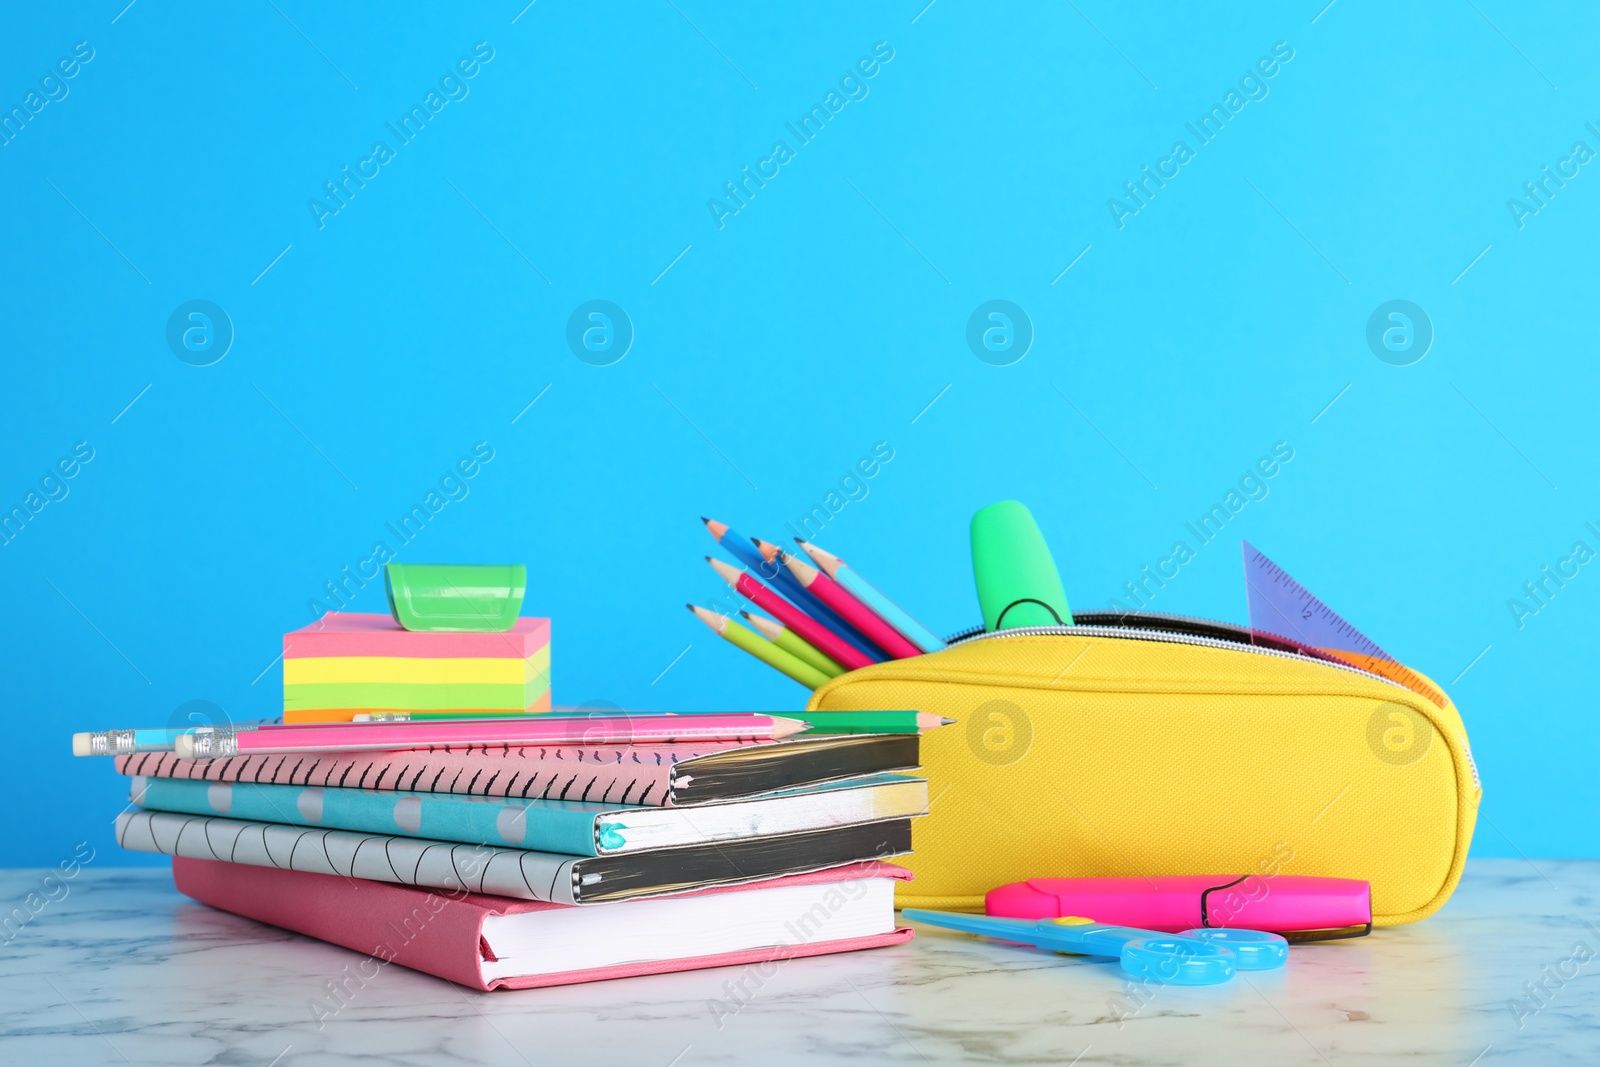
[1, 860, 1595, 1066]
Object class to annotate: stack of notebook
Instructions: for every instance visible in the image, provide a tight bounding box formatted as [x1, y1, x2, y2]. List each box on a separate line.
[111, 727, 927, 989]
[282, 612, 552, 723]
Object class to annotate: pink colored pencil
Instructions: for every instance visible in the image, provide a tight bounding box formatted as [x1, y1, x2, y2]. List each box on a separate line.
[705, 557, 874, 671]
[780, 552, 923, 658]
[175, 713, 807, 758]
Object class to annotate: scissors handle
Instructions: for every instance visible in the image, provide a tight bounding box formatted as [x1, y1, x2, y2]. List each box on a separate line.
[1178, 927, 1290, 970]
[1119, 936, 1237, 985]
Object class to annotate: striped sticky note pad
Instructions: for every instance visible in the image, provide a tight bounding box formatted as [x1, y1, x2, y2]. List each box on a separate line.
[285, 613, 549, 659]
[284, 648, 551, 685]
[282, 612, 550, 722]
[281, 691, 553, 724]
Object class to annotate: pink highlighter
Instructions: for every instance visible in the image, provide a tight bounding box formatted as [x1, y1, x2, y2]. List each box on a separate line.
[987, 875, 1372, 941]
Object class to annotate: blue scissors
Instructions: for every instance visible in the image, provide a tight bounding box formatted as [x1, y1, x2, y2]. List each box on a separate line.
[902, 910, 1288, 986]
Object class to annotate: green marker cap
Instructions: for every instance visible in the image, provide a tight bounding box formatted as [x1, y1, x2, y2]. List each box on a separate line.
[384, 563, 527, 633]
[970, 500, 1073, 631]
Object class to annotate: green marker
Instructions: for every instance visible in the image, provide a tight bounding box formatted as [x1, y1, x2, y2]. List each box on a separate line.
[970, 500, 1073, 630]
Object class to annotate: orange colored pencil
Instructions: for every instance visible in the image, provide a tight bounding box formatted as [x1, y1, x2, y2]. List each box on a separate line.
[780, 552, 923, 659]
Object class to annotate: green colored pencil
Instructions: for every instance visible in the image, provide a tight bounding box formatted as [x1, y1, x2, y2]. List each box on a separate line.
[740, 611, 845, 677]
[797, 710, 954, 735]
[352, 707, 951, 730]
[689, 605, 830, 690]
[352, 710, 544, 722]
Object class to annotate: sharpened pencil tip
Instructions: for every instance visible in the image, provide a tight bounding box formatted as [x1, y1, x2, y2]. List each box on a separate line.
[700, 516, 710, 524]
[793, 537, 807, 544]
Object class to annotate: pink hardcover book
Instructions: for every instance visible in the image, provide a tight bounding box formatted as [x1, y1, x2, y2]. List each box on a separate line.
[116, 732, 919, 806]
[174, 857, 914, 991]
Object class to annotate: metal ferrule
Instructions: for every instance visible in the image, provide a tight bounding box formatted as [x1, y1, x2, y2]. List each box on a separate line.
[87, 729, 138, 757]
[184, 730, 240, 759]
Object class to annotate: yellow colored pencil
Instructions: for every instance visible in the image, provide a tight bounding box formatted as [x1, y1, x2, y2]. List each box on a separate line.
[740, 611, 845, 678]
[687, 605, 830, 690]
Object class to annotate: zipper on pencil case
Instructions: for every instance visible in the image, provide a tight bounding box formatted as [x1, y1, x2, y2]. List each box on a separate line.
[946, 609, 1301, 647]
[940, 610, 1478, 790]
[941, 612, 1414, 694]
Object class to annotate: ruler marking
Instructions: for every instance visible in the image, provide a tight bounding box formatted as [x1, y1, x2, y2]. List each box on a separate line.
[1243, 541, 1396, 660]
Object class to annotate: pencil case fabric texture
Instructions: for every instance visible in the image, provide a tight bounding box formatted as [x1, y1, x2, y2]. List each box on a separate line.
[806, 611, 1479, 927]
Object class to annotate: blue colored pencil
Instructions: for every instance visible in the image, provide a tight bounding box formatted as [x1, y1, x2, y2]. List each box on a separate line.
[72, 720, 279, 756]
[700, 518, 883, 662]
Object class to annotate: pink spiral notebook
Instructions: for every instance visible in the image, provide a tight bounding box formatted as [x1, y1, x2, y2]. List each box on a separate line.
[174, 857, 914, 991]
[118, 731, 919, 807]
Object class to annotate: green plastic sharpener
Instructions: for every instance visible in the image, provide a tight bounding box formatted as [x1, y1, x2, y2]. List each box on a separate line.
[970, 500, 1073, 631]
[384, 563, 527, 633]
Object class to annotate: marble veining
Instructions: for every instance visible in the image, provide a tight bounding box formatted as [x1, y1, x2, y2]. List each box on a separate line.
[1, 860, 1597, 1065]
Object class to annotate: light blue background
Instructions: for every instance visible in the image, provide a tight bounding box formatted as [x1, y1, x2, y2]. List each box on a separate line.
[2, 1, 1595, 867]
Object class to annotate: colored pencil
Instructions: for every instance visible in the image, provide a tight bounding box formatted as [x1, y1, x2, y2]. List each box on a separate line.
[748, 537, 883, 661]
[349, 711, 550, 722]
[799, 711, 953, 735]
[351, 708, 798, 722]
[72, 719, 299, 756]
[706, 557, 875, 671]
[796, 539, 948, 653]
[348, 713, 534, 723]
[740, 612, 845, 678]
[83, 712, 616, 745]
[688, 605, 831, 690]
[175, 712, 808, 758]
[73, 727, 210, 756]
[702, 517, 786, 585]
[701, 517, 882, 662]
[781, 552, 923, 659]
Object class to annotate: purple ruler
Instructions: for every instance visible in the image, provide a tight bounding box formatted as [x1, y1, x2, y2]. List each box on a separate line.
[1241, 541, 1396, 661]
[1241, 542, 1443, 706]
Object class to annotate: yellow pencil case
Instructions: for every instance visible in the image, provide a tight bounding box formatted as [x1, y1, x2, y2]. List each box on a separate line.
[806, 611, 1480, 926]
